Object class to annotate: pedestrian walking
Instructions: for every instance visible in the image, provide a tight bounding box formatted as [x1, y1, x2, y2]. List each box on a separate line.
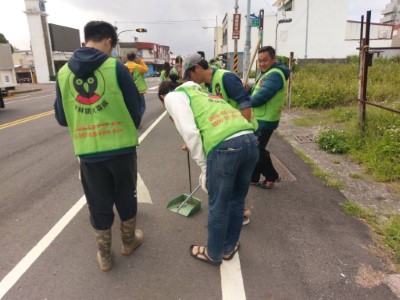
[249, 46, 290, 189]
[54, 20, 143, 272]
[125, 51, 148, 125]
[182, 52, 257, 225]
[158, 77, 258, 266]
[170, 55, 183, 79]
[160, 62, 171, 83]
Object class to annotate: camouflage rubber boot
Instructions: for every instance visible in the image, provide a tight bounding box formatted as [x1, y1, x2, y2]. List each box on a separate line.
[94, 229, 112, 271]
[120, 217, 144, 256]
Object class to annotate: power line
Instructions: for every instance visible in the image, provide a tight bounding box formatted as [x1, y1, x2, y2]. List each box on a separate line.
[116, 19, 214, 25]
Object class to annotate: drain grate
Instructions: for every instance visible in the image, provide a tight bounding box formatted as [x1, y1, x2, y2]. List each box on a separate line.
[293, 134, 315, 143]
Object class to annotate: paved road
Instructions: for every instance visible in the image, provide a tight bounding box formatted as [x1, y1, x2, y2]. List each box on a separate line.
[0, 78, 396, 299]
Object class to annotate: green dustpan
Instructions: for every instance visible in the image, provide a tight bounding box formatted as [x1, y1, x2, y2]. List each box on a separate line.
[167, 185, 201, 217]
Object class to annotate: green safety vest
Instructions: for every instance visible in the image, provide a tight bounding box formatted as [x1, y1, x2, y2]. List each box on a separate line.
[160, 70, 170, 82]
[210, 62, 221, 69]
[176, 85, 254, 156]
[170, 67, 178, 75]
[131, 66, 147, 93]
[252, 68, 286, 122]
[210, 69, 258, 130]
[57, 57, 138, 156]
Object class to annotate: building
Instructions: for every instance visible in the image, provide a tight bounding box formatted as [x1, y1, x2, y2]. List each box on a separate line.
[381, 0, 400, 25]
[344, 21, 394, 57]
[214, 0, 399, 74]
[119, 42, 170, 76]
[271, 0, 350, 59]
[218, 0, 350, 72]
[13, 50, 73, 83]
[24, 0, 55, 83]
[219, 13, 260, 75]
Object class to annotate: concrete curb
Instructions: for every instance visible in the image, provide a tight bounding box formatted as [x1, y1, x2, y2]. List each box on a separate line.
[386, 274, 400, 298]
[8, 89, 42, 96]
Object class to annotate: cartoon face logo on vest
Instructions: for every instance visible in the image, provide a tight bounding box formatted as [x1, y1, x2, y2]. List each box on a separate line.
[73, 75, 101, 105]
[68, 70, 108, 115]
[215, 83, 222, 97]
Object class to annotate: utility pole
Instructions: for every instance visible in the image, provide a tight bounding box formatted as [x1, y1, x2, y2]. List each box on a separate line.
[215, 15, 218, 58]
[234, 0, 239, 74]
[242, 0, 251, 79]
[304, 0, 309, 59]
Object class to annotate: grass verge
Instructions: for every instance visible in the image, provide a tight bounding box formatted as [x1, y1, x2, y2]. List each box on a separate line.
[342, 200, 400, 270]
[293, 147, 344, 189]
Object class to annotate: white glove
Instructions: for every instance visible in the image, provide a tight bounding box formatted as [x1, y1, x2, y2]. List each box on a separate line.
[199, 172, 208, 193]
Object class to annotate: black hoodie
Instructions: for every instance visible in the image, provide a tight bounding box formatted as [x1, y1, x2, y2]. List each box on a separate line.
[54, 47, 142, 162]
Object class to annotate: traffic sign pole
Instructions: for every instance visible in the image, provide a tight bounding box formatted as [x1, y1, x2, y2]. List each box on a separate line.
[233, 0, 240, 74]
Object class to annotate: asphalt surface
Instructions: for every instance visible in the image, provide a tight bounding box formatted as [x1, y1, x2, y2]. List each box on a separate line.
[0, 79, 396, 299]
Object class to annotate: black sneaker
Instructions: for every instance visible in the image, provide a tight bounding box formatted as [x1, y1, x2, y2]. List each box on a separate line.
[259, 177, 281, 189]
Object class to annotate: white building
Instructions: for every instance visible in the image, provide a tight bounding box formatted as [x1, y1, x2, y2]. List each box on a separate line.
[215, 0, 397, 72]
[219, 13, 261, 74]
[381, 0, 400, 25]
[24, 0, 55, 83]
[271, 0, 350, 59]
[218, 0, 350, 71]
[344, 21, 394, 57]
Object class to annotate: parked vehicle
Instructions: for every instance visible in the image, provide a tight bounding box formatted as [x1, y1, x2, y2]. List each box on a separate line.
[0, 43, 17, 107]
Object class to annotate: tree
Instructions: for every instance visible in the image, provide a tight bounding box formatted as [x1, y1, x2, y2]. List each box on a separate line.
[0, 33, 9, 44]
[0, 33, 14, 53]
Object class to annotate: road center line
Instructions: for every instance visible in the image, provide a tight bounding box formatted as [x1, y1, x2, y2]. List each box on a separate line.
[0, 111, 168, 298]
[0, 110, 54, 130]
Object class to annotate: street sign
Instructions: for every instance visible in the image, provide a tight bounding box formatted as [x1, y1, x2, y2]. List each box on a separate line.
[259, 9, 264, 30]
[251, 19, 260, 27]
[232, 13, 241, 40]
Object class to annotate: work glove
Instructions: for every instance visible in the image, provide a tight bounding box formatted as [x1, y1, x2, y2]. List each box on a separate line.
[199, 171, 208, 194]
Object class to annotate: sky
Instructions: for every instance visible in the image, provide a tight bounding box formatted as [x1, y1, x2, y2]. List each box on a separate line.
[0, 0, 389, 59]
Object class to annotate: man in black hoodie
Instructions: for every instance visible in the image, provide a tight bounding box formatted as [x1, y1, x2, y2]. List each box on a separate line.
[54, 21, 143, 272]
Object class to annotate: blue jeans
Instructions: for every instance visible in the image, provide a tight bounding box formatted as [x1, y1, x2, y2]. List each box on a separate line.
[140, 93, 146, 118]
[206, 133, 258, 261]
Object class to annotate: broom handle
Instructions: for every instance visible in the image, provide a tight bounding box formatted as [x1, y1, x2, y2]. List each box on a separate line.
[187, 151, 192, 193]
[242, 35, 262, 86]
[176, 185, 201, 212]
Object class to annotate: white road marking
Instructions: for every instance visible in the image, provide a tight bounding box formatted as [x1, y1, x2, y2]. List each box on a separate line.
[137, 173, 152, 204]
[0, 111, 168, 298]
[221, 253, 246, 300]
[0, 195, 86, 299]
[6, 94, 56, 105]
[138, 111, 167, 143]
[147, 85, 159, 91]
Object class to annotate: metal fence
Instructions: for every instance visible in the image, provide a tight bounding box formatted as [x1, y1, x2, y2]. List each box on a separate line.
[358, 11, 400, 131]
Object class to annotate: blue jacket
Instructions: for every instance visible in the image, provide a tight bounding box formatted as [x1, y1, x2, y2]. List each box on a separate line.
[54, 47, 142, 162]
[250, 62, 290, 130]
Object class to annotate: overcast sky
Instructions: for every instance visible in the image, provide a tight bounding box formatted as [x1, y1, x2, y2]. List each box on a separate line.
[0, 0, 388, 58]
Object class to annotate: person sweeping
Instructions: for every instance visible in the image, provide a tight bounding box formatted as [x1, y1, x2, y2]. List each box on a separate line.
[158, 74, 258, 265]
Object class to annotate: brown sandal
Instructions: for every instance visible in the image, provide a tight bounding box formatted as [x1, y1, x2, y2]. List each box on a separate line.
[190, 245, 222, 266]
[223, 243, 240, 261]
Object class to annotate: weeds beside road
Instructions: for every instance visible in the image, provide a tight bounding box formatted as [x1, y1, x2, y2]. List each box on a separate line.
[280, 56, 400, 268]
